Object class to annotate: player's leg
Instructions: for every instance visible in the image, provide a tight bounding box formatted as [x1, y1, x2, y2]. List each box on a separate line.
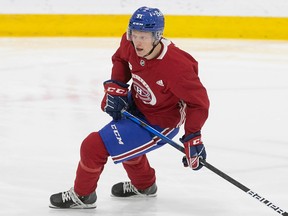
[74, 132, 109, 195]
[123, 154, 156, 190]
[111, 154, 158, 197]
[50, 132, 109, 208]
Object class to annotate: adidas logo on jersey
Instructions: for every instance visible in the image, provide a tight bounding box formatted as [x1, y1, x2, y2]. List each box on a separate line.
[156, 80, 164, 86]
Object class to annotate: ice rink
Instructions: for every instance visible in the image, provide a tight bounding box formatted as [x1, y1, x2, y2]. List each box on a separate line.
[0, 37, 288, 216]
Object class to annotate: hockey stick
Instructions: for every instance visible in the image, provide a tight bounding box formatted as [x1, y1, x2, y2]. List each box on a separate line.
[121, 110, 288, 216]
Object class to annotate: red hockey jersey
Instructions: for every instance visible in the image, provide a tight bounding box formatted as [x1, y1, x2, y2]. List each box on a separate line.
[111, 34, 209, 135]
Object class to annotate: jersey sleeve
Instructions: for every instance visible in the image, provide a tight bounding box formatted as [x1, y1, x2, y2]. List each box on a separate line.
[111, 33, 132, 83]
[168, 61, 209, 135]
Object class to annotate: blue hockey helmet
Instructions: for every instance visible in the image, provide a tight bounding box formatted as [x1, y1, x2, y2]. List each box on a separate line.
[127, 7, 164, 42]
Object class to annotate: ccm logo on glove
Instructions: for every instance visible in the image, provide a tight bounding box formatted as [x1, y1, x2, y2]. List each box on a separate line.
[101, 80, 129, 121]
[106, 86, 128, 95]
[192, 137, 201, 145]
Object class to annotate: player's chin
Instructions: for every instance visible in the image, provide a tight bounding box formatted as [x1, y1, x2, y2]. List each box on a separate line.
[136, 52, 145, 57]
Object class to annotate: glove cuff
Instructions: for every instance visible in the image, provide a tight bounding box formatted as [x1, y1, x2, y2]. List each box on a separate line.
[103, 79, 129, 88]
[180, 131, 201, 143]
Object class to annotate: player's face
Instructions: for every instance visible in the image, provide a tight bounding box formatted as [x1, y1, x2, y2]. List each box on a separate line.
[131, 31, 154, 57]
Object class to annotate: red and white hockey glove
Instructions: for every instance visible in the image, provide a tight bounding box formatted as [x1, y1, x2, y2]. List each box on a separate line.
[101, 80, 129, 121]
[180, 132, 206, 170]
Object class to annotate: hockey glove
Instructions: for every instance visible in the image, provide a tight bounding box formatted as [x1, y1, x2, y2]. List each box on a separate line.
[101, 80, 129, 121]
[180, 132, 206, 170]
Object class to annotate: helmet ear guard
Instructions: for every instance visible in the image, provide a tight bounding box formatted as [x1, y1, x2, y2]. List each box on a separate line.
[126, 6, 164, 42]
[153, 31, 163, 41]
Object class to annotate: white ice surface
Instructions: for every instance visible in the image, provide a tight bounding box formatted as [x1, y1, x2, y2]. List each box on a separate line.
[0, 37, 287, 216]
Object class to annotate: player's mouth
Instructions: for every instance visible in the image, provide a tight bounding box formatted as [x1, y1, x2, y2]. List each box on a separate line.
[136, 47, 144, 53]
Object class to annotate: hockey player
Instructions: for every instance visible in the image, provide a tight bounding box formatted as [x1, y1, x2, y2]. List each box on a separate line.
[50, 6, 209, 209]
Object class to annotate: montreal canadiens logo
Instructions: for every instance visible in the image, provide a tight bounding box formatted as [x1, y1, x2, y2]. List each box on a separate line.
[132, 74, 156, 105]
